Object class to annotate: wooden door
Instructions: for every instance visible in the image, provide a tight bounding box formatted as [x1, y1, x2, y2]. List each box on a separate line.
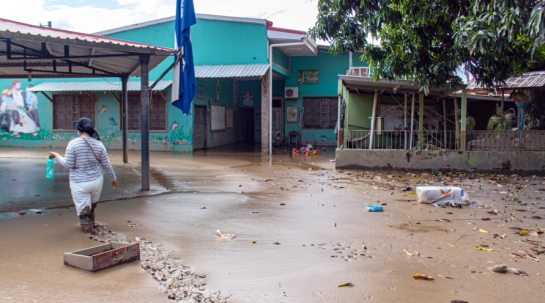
[193, 105, 206, 150]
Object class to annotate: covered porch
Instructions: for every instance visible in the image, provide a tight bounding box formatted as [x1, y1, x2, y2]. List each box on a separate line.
[335, 72, 545, 173]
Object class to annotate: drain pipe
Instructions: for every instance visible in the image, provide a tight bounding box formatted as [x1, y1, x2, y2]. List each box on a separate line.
[269, 40, 311, 154]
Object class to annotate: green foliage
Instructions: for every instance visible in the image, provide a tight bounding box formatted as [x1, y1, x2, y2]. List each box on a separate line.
[309, 0, 545, 93]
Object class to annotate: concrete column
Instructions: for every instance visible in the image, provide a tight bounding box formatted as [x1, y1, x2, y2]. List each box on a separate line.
[454, 98, 460, 149]
[460, 88, 468, 151]
[140, 55, 150, 191]
[261, 70, 270, 153]
[121, 76, 128, 163]
[369, 90, 379, 149]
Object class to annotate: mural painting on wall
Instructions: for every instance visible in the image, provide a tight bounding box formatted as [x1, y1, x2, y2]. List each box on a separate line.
[243, 89, 254, 106]
[0, 80, 41, 137]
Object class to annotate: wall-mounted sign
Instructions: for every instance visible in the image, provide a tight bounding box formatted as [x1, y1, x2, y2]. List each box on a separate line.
[297, 69, 318, 85]
[286, 106, 298, 123]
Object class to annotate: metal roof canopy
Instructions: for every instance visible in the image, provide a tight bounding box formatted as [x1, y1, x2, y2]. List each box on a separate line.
[466, 70, 545, 90]
[29, 80, 172, 92]
[0, 18, 175, 78]
[195, 64, 269, 80]
[0, 18, 176, 191]
[339, 75, 453, 99]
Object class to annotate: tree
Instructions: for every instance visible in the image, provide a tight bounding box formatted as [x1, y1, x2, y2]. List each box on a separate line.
[309, 0, 545, 93]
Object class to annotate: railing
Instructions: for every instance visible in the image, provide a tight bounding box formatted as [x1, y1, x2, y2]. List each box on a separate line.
[342, 129, 545, 151]
[346, 67, 371, 77]
[467, 130, 545, 151]
[344, 130, 459, 150]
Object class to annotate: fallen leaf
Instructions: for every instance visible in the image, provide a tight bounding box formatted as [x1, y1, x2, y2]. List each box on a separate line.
[273, 242, 281, 245]
[412, 274, 434, 280]
[520, 229, 529, 236]
[480, 228, 490, 233]
[407, 191, 416, 195]
[530, 216, 542, 220]
[476, 246, 494, 251]
[338, 282, 354, 287]
[448, 244, 458, 247]
[510, 253, 524, 258]
[404, 249, 415, 256]
[437, 219, 450, 222]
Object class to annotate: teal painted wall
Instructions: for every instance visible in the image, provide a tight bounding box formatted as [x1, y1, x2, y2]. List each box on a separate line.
[282, 50, 358, 146]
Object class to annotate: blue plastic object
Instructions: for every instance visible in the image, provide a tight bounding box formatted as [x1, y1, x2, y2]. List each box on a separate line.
[366, 205, 384, 212]
[46, 158, 55, 179]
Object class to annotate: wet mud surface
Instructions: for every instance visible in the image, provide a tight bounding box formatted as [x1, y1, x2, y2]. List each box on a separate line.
[1, 145, 545, 302]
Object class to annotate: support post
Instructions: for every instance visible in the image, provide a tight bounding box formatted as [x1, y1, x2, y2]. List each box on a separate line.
[337, 79, 343, 149]
[460, 88, 468, 151]
[501, 88, 505, 112]
[369, 90, 379, 149]
[121, 76, 128, 163]
[409, 93, 415, 149]
[140, 55, 150, 191]
[262, 70, 271, 154]
[418, 93, 424, 147]
[403, 93, 407, 149]
[454, 98, 460, 149]
[442, 99, 447, 148]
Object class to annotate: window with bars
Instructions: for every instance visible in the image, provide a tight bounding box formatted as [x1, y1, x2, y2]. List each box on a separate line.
[122, 93, 167, 131]
[53, 94, 96, 131]
[302, 97, 337, 129]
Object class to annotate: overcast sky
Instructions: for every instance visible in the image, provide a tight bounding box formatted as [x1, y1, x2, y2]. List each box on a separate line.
[1, 0, 320, 34]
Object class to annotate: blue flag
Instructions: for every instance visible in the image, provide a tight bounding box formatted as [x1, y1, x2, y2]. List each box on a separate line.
[172, 0, 196, 115]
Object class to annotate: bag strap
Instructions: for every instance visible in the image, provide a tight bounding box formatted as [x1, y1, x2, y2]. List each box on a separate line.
[82, 137, 100, 163]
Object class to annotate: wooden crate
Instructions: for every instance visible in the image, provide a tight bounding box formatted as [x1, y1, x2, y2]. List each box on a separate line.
[64, 242, 140, 272]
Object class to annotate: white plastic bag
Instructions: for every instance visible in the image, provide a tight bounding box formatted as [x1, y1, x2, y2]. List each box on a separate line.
[416, 186, 469, 206]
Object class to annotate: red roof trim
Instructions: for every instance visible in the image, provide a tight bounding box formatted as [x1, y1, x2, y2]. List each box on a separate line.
[266, 21, 306, 35]
[0, 18, 176, 52]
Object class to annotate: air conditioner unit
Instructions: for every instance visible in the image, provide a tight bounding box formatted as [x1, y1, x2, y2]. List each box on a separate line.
[284, 87, 299, 99]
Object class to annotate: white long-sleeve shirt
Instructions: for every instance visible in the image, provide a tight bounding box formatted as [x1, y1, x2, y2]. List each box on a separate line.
[55, 137, 116, 183]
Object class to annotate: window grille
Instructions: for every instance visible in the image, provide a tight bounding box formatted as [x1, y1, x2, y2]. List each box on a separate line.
[124, 93, 167, 131]
[302, 97, 337, 129]
[53, 94, 96, 131]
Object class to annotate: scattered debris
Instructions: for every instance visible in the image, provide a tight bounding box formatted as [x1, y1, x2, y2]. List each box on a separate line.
[412, 274, 434, 281]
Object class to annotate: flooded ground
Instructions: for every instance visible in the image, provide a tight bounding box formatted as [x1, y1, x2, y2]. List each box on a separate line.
[1, 144, 544, 302]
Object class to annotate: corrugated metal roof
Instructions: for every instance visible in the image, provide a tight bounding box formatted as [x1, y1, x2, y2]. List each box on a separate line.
[195, 64, 269, 78]
[467, 71, 545, 89]
[28, 80, 171, 92]
[0, 18, 174, 52]
[0, 18, 174, 79]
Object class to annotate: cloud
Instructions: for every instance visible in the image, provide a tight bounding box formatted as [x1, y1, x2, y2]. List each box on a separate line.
[1, 0, 320, 34]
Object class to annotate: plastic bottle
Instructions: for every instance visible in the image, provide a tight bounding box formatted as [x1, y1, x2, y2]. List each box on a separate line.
[46, 157, 55, 179]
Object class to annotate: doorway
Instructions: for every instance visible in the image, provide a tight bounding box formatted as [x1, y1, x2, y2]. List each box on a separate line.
[238, 108, 254, 142]
[272, 96, 284, 144]
[193, 105, 207, 150]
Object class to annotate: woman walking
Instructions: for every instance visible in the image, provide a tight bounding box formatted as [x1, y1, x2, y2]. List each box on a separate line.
[49, 118, 117, 233]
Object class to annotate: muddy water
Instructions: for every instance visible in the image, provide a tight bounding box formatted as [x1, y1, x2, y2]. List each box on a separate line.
[1, 145, 545, 302]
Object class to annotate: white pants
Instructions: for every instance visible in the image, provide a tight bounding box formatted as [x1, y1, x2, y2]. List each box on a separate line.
[70, 175, 103, 215]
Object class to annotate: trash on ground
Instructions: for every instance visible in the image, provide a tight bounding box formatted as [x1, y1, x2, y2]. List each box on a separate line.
[64, 242, 140, 272]
[366, 205, 384, 212]
[30, 209, 43, 214]
[412, 274, 434, 280]
[416, 186, 469, 207]
[476, 246, 494, 251]
[489, 264, 527, 275]
[216, 230, 236, 239]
